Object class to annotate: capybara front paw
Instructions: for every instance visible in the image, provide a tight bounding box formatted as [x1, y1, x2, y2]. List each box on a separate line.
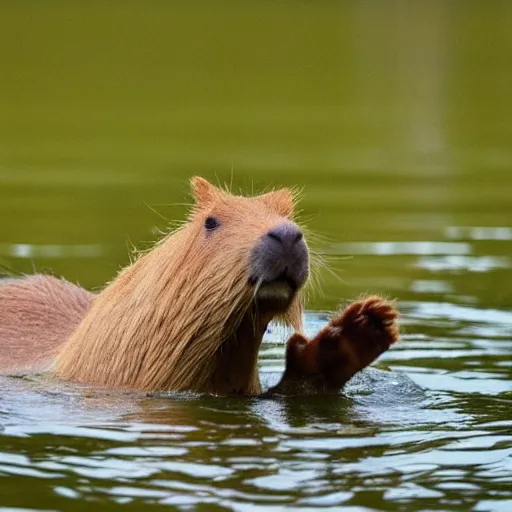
[269, 296, 400, 395]
[313, 296, 399, 389]
[332, 295, 399, 351]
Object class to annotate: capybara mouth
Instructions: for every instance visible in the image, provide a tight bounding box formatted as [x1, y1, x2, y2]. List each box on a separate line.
[249, 275, 297, 311]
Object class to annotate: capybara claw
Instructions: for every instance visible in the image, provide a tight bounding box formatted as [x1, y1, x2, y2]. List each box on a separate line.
[336, 295, 399, 347]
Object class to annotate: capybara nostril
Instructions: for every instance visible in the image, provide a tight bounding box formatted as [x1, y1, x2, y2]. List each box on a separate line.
[266, 223, 304, 250]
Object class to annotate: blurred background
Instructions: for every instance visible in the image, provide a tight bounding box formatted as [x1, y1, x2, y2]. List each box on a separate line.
[1, 3, 512, 511]
[1, 0, 511, 309]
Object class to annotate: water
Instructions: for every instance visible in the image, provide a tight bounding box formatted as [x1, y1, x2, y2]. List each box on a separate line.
[1, 1, 511, 510]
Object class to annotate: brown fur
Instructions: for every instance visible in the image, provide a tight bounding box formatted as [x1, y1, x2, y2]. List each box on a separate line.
[53, 178, 303, 393]
[0, 178, 399, 395]
[0, 275, 92, 373]
[270, 296, 400, 394]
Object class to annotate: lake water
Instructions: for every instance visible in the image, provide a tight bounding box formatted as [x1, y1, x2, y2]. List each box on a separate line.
[0, 2, 511, 511]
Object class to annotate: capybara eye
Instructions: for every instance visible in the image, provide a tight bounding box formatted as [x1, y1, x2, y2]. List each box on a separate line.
[204, 216, 220, 231]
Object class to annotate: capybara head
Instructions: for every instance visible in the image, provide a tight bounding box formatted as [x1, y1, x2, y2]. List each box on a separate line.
[189, 177, 309, 318]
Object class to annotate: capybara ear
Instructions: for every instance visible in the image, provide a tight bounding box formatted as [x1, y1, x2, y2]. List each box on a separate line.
[259, 188, 294, 217]
[190, 177, 221, 207]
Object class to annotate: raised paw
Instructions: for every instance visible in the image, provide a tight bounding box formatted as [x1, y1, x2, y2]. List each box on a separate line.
[315, 296, 399, 387]
[332, 296, 399, 350]
[268, 296, 400, 395]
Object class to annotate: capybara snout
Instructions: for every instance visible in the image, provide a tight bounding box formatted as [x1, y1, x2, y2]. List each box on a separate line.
[250, 221, 309, 296]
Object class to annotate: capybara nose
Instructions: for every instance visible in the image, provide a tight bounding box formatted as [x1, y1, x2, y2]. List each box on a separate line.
[250, 221, 309, 290]
[266, 223, 304, 251]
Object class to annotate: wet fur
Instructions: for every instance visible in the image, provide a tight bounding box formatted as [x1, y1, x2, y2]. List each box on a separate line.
[0, 178, 303, 393]
[0, 275, 92, 373]
[0, 178, 399, 395]
[269, 296, 400, 395]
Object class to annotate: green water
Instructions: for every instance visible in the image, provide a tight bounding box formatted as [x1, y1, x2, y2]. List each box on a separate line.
[0, 1, 511, 511]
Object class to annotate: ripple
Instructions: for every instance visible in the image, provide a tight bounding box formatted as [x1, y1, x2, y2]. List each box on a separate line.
[331, 241, 470, 256]
[446, 226, 512, 241]
[416, 254, 510, 272]
[0, 300, 510, 510]
[0, 243, 104, 259]
[405, 301, 512, 326]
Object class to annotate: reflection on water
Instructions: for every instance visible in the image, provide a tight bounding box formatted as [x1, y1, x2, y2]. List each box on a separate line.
[416, 255, 511, 273]
[0, 244, 104, 259]
[332, 241, 471, 255]
[1, 0, 512, 510]
[446, 227, 512, 241]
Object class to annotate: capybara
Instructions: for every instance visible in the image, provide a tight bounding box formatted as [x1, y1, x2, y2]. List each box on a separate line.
[0, 177, 399, 395]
